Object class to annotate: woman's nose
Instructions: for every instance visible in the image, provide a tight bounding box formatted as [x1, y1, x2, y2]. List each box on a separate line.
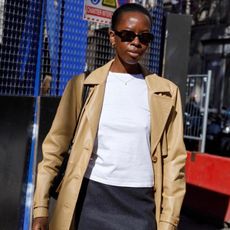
[131, 36, 141, 45]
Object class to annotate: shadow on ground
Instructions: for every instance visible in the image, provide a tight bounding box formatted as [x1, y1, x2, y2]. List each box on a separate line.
[178, 213, 229, 230]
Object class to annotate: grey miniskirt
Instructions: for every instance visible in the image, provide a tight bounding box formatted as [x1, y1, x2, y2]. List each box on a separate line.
[75, 178, 156, 230]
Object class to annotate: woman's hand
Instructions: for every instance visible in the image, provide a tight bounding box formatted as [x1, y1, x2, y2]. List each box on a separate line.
[32, 217, 49, 230]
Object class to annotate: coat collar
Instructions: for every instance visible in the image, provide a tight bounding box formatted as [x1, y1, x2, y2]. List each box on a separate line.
[84, 60, 113, 85]
[84, 59, 172, 94]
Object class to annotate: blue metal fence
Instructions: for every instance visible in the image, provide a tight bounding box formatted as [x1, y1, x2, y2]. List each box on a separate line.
[0, 0, 43, 95]
[46, 0, 88, 95]
[0, 0, 88, 96]
[0, 1, 163, 96]
[149, 0, 163, 74]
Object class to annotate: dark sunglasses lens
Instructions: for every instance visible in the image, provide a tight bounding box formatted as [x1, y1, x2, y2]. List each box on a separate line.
[139, 33, 154, 44]
[116, 30, 154, 44]
[120, 31, 136, 42]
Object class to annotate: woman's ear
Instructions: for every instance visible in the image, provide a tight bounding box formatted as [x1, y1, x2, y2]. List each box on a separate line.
[108, 29, 115, 48]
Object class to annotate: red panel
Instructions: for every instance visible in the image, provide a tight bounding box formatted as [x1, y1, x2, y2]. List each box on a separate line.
[186, 152, 230, 196]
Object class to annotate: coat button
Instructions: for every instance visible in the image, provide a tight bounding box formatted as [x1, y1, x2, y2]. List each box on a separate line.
[152, 156, 158, 163]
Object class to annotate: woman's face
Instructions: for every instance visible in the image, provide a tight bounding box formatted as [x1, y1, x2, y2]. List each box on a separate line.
[109, 11, 152, 72]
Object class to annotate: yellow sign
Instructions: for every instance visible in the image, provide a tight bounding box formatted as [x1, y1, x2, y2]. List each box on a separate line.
[102, 0, 117, 8]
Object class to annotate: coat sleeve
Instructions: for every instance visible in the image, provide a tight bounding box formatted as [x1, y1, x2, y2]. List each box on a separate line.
[159, 87, 187, 230]
[33, 75, 84, 218]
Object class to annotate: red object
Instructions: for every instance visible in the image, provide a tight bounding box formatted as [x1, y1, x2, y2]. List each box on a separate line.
[185, 152, 230, 223]
[186, 152, 230, 195]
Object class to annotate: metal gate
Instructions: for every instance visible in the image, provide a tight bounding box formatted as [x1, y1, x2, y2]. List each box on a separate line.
[184, 71, 212, 152]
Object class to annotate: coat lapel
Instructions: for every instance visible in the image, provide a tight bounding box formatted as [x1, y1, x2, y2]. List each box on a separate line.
[80, 60, 113, 148]
[145, 75, 174, 154]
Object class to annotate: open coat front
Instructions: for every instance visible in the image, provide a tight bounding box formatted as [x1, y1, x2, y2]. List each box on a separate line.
[33, 60, 186, 230]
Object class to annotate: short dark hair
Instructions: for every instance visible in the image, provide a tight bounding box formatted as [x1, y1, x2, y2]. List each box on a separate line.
[111, 3, 153, 30]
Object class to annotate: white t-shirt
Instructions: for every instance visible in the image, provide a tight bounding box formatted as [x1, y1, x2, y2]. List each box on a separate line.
[84, 72, 154, 187]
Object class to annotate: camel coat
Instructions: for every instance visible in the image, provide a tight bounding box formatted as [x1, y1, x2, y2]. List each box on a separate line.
[33, 60, 186, 230]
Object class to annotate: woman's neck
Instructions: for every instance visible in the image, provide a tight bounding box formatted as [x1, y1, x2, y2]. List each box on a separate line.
[110, 58, 142, 74]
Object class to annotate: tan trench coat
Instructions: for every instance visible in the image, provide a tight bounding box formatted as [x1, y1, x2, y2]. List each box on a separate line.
[33, 60, 186, 230]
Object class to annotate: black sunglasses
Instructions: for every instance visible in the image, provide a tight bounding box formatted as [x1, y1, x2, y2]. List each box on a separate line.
[113, 30, 154, 44]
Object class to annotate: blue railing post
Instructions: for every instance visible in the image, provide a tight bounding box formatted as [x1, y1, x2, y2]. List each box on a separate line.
[23, 0, 45, 229]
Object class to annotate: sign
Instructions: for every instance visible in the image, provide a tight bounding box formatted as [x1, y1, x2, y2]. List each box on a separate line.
[84, 0, 132, 25]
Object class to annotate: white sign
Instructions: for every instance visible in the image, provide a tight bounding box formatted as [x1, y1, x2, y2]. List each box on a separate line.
[84, 0, 131, 25]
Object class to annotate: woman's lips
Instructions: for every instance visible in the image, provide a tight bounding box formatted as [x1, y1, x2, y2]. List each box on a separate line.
[127, 50, 140, 58]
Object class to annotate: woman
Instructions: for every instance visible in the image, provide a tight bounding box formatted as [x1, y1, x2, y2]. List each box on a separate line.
[33, 3, 186, 230]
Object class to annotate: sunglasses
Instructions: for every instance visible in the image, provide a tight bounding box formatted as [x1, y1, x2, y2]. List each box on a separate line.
[113, 30, 154, 44]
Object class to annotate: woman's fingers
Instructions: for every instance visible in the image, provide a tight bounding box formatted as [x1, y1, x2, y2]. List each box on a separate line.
[32, 217, 49, 230]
